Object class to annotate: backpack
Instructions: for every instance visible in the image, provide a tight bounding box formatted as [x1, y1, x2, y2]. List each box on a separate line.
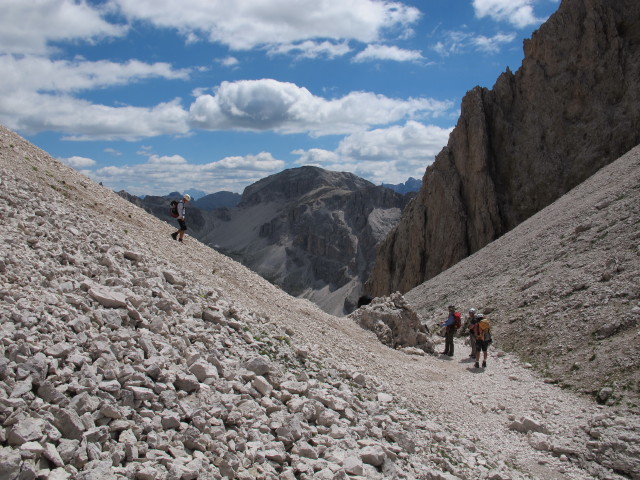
[454, 312, 461, 330]
[477, 319, 492, 342]
[169, 200, 180, 218]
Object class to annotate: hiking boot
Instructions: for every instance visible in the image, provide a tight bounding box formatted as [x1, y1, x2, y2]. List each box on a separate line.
[178, 238, 183, 243]
[482, 360, 486, 368]
[171, 232, 178, 240]
[474, 362, 479, 368]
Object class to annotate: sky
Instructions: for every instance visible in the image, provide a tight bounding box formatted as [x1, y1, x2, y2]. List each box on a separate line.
[0, 0, 560, 196]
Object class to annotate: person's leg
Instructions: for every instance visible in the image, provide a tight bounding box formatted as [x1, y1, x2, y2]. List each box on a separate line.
[470, 335, 476, 357]
[178, 220, 187, 242]
[446, 329, 454, 355]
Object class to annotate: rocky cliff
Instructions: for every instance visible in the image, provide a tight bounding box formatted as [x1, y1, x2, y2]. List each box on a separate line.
[366, 0, 640, 297]
[405, 142, 640, 412]
[199, 167, 410, 316]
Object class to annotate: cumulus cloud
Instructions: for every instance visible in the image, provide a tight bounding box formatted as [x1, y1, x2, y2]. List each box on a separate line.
[91, 151, 285, 195]
[472, 0, 546, 28]
[0, 0, 126, 55]
[0, 92, 190, 140]
[0, 55, 190, 93]
[113, 0, 421, 50]
[353, 44, 424, 63]
[189, 79, 452, 136]
[294, 120, 452, 184]
[0, 54, 192, 140]
[61, 156, 96, 168]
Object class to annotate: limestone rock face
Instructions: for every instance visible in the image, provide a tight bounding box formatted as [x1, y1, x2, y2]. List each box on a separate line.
[201, 166, 410, 315]
[366, 0, 640, 297]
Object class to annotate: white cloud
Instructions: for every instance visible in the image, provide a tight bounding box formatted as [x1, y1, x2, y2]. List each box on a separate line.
[212, 152, 285, 171]
[104, 148, 122, 156]
[472, 0, 546, 28]
[267, 41, 351, 60]
[91, 151, 285, 195]
[189, 79, 453, 136]
[0, 55, 191, 140]
[113, 0, 420, 50]
[353, 44, 424, 63]
[0, 0, 126, 55]
[0, 55, 190, 93]
[0, 92, 190, 140]
[61, 156, 96, 168]
[471, 33, 517, 53]
[432, 31, 474, 57]
[432, 29, 516, 56]
[218, 56, 240, 68]
[294, 120, 453, 184]
[148, 154, 188, 165]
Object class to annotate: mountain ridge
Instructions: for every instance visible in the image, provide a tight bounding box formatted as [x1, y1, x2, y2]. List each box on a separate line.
[366, 0, 640, 297]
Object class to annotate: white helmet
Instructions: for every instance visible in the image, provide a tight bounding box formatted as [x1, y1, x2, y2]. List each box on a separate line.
[469, 308, 476, 314]
[183, 194, 191, 201]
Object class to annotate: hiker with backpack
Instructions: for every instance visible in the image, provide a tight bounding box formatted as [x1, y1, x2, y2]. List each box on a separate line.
[471, 313, 492, 368]
[440, 305, 461, 356]
[170, 194, 191, 243]
[465, 308, 479, 358]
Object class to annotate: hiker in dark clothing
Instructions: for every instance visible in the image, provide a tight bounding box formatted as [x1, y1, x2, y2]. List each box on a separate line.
[440, 305, 458, 356]
[171, 194, 191, 242]
[467, 308, 479, 358]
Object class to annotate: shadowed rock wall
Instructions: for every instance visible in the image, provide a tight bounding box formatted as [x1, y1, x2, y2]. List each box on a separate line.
[366, 0, 640, 296]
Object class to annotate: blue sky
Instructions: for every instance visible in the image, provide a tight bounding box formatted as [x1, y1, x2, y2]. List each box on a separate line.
[1, 0, 560, 195]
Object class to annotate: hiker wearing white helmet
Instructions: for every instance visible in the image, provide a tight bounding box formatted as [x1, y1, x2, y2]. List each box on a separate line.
[466, 308, 479, 358]
[471, 313, 492, 369]
[171, 194, 191, 243]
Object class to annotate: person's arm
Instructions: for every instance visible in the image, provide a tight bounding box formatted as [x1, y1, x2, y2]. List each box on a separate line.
[178, 201, 185, 219]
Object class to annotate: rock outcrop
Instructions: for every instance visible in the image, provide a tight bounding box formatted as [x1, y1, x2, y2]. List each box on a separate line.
[348, 294, 433, 354]
[366, 0, 640, 297]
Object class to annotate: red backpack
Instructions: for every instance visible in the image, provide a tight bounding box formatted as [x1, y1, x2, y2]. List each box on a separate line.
[454, 312, 461, 330]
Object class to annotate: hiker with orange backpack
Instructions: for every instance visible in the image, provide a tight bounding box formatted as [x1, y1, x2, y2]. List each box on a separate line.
[471, 313, 492, 368]
[440, 305, 461, 357]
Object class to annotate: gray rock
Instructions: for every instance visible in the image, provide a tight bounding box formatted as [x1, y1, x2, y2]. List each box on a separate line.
[0, 446, 21, 479]
[7, 418, 44, 445]
[88, 285, 127, 308]
[174, 372, 200, 393]
[360, 444, 386, 467]
[244, 356, 272, 376]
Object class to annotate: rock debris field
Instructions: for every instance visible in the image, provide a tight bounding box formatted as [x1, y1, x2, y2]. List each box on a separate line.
[0, 124, 638, 480]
